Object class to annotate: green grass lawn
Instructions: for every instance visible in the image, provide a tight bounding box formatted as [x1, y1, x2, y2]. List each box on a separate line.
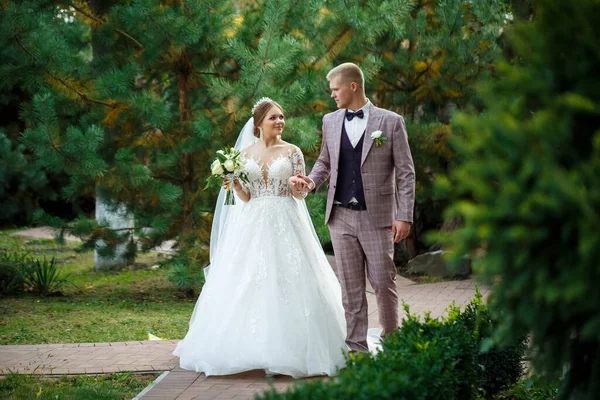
[0, 231, 197, 345]
[0, 372, 158, 400]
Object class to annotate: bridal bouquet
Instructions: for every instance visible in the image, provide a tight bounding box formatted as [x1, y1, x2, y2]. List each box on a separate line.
[206, 147, 248, 205]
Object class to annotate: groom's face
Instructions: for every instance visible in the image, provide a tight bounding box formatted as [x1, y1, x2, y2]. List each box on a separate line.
[329, 77, 353, 109]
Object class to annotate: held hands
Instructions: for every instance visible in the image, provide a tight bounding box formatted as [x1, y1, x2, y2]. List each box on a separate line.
[392, 220, 411, 243]
[288, 175, 310, 199]
[289, 175, 313, 192]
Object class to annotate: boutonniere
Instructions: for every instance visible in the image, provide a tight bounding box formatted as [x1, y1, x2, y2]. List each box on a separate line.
[371, 130, 387, 147]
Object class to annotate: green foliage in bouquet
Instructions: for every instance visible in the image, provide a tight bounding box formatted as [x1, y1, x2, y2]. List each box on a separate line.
[204, 147, 249, 190]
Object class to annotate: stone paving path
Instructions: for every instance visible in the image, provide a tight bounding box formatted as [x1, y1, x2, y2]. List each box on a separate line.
[0, 341, 179, 375]
[137, 277, 487, 399]
[1, 228, 489, 399]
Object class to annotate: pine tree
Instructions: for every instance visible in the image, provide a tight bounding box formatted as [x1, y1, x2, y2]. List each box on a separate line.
[1, 0, 508, 283]
[365, 0, 508, 258]
[1, 0, 234, 277]
[0, 4, 85, 226]
[1, 0, 418, 285]
[0, 129, 56, 224]
[440, 0, 600, 398]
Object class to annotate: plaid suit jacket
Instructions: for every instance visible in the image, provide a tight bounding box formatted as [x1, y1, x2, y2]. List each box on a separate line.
[308, 106, 415, 227]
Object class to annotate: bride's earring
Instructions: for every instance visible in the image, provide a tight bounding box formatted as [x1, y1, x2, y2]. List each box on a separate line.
[259, 127, 264, 140]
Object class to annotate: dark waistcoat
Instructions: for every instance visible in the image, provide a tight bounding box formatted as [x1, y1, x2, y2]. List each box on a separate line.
[334, 124, 366, 207]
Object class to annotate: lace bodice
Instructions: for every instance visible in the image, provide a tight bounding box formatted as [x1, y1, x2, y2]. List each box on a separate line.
[242, 146, 305, 199]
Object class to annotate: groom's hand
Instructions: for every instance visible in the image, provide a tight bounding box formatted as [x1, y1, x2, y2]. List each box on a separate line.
[295, 175, 314, 191]
[392, 221, 411, 243]
[289, 176, 309, 192]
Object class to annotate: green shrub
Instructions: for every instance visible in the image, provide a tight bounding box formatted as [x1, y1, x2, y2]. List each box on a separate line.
[493, 377, 559, 400]
[452, 294, 527, 397]
[167, 261, 205, 297]
[0, 251, 26, 295]
[164, 241, 208, 297]
[438, 1, 600, 398]
[446, 292, 527, 398]
[260, 290, 525, 400]
[21, 256, 74, 296]
[478, 343, 527, 398]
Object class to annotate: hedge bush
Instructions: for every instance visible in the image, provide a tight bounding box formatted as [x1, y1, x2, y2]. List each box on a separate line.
[0, 251, 26, 296]
[438, 1, 600, 398]
[260, 290, 525, 400]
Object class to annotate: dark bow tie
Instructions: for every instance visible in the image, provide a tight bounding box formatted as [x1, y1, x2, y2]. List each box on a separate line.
[345, 109, 364, 121]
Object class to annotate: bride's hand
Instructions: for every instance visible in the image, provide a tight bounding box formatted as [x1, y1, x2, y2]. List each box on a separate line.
[295, 174, 313, 191]
[288, 176, 306, 191]
[223, 178, 241, 190]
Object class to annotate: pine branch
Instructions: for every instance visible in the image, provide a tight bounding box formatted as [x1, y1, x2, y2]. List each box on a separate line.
[148, 13, 172, 39]
[193, 70, 228, 77]
[251, 28, 276, 99]
[69, 3, 144, 50]
[152, 173, 184, 184]
[288, 0, 302, 14]
[311, 27, 353, 67]
[15, 36, 117, 109]
[450, 9, 461, 37]
[97, 227, 136, 232]
[378, 74, 408, 92]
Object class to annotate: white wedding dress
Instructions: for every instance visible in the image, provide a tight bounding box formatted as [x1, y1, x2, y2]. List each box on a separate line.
[173, 146, 348, 378]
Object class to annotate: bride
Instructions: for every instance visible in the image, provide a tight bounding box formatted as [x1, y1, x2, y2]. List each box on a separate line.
[173, 98, 348, 378]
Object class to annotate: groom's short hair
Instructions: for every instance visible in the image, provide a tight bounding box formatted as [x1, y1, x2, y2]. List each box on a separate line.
[327, 63, 364, 90]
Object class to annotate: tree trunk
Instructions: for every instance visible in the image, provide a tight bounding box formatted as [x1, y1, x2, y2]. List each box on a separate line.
[93, 197, 134, 270]
[91, 0, 134, 271]
[178, 55, 194, 236]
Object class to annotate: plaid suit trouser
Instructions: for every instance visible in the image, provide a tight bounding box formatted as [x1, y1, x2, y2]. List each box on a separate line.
[328, 206, 398, 352]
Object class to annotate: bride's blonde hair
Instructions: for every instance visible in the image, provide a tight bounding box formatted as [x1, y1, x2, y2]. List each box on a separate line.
[253, 100, 284, 138]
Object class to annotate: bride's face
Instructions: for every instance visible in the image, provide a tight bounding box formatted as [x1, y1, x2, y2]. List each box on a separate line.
[259, 106, 285, 139]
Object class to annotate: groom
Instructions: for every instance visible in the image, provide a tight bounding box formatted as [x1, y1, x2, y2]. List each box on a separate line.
[298, 63, 415, 352]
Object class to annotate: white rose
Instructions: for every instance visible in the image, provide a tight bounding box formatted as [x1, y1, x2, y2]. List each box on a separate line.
[211, 160, 224, 175]
[216, 150, 225, 156]
[371, 130, 383, 139]
[235, 159, 246, 173]
[223, 159, 235, 172]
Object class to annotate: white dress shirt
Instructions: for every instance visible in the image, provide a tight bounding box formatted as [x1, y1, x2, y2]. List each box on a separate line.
[307, 100, 372, 196]
[345, 100, 371, 148]
[337, 99, 371, 204]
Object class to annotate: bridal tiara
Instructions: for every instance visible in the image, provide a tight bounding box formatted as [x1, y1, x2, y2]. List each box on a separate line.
[251, 97, 273, 114]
